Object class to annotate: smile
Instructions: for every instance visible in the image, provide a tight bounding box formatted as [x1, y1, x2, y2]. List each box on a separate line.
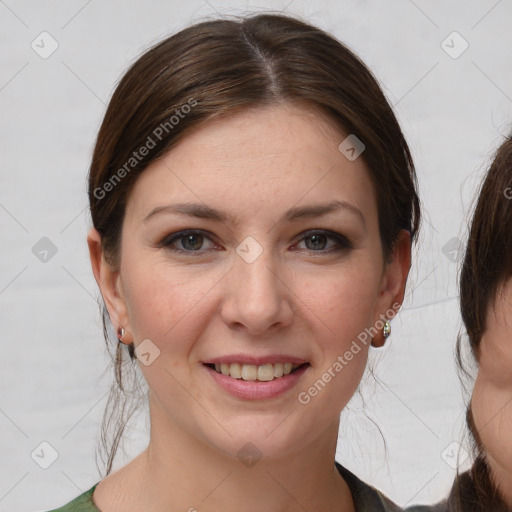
[206, 362, 308, 381]
[203, 362, 311, 400]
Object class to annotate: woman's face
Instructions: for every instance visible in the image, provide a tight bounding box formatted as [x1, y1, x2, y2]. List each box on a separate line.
[91, 103, 409, 460]
[472, 277, 512, 499]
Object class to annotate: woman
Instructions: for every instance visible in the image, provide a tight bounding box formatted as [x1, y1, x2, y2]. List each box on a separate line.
[47, 13, 422, 511]
[434, 135, 512, 511]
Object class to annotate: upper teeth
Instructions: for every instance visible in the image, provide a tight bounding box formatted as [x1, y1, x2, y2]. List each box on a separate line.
[214, 362, 300, 381]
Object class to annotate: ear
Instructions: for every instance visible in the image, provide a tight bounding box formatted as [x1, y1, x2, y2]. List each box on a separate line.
[371, 229, 411, 347]
[87, 227, 131, 344]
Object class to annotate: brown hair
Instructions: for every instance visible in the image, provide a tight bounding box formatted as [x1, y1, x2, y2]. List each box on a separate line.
[459, 135, 512, 360]
[454, 134, 512, 510]
[87, 12, 421, 477]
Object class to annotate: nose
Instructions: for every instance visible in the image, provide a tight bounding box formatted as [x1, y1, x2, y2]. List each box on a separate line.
[220, 246, 294, 336]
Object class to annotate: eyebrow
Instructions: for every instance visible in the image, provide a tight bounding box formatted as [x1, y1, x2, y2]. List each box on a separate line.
[143, 200, 366, 228]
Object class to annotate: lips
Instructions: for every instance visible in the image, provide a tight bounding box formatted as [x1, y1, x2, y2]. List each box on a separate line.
[203, 361, 310, 400]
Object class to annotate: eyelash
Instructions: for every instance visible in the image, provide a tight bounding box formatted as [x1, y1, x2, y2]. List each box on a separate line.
[158, 229, 352, 255]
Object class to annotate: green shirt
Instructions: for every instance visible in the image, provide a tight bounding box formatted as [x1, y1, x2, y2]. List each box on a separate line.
[44, 462, 436, 511]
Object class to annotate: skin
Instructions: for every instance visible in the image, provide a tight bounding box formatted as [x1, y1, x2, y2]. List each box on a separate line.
[471, 278, 512, 506]
[87, 103, 411, 512]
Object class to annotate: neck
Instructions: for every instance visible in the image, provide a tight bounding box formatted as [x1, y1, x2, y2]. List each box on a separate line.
[130, 394, 355, 512]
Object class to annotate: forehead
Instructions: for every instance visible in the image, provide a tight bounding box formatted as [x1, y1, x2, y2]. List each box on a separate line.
[125, 103, 377, 227]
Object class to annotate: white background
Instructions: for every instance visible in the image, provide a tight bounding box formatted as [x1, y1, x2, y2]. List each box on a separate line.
[1, 1, 512, 510]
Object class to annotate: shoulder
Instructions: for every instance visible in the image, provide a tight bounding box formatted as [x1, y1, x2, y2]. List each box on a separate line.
[335, 461, 404, 511]
[335, 461, 453, 512]
[43, 483, 101, 512]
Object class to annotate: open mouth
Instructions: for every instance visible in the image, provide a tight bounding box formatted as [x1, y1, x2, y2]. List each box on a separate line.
[204, 362, 310, 382]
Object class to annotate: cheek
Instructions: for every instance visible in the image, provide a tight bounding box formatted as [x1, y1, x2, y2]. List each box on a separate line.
[294, 266, 379, 397]
[472, 375, 512, 471]
[480, 339, 512, 390]
[300, 262, 382, 344]
[471, 333, 512, 468]
[121, 256, 217, 342]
